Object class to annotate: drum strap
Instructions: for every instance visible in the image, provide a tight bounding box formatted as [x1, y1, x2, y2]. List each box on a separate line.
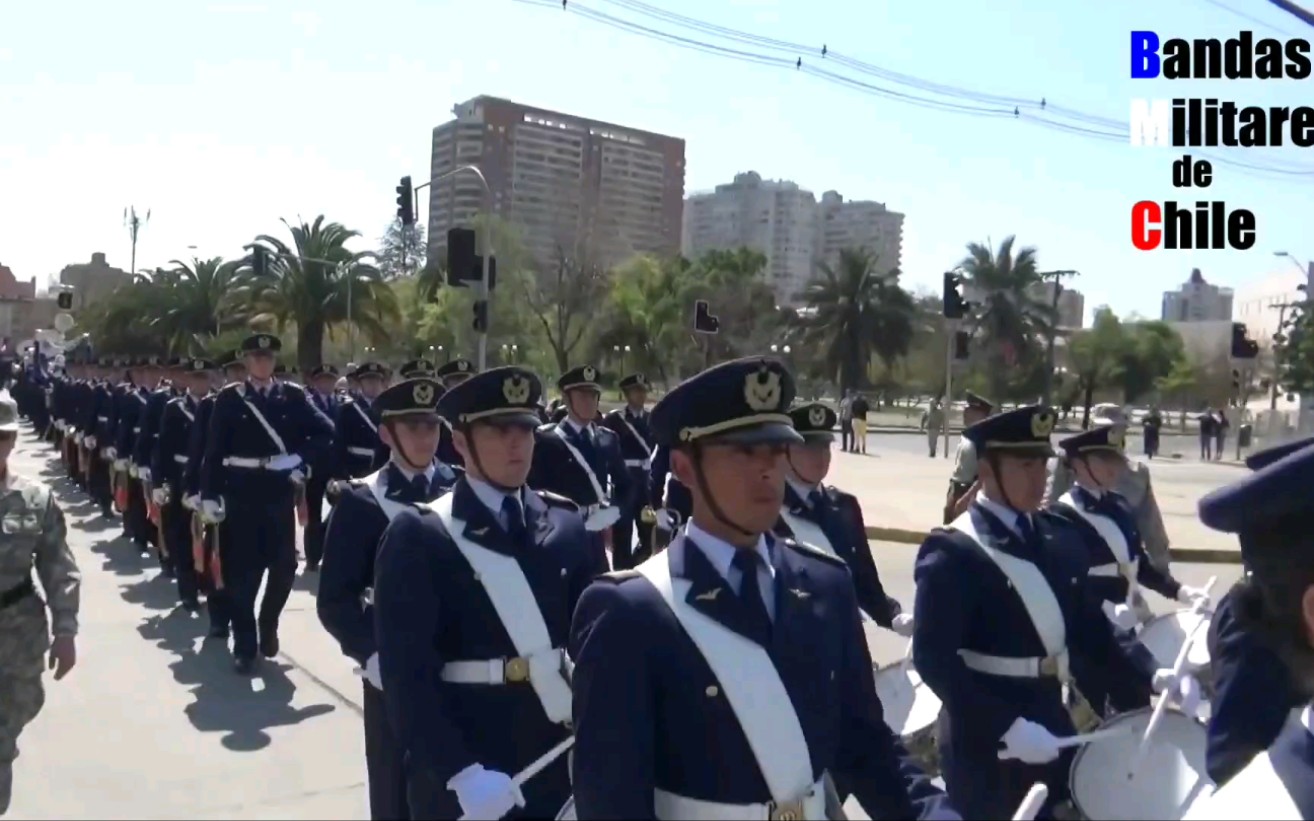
[429, 493, 573, 726]
[950, 510, 1067, 667]
[777, 509, 834, 558]
[1059, 491, 1138, 597]
[635, 541, 816, 805]
[1185, 750, 1302, 820]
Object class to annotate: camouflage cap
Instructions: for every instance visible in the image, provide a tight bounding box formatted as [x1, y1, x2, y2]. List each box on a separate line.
[0, 391, 18, 433]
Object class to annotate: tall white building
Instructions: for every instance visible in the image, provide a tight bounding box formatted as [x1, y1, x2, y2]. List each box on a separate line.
[1026, 281, 1086, 330]
[1160, 268, 1233, 322]
[682, 172, 904, 306]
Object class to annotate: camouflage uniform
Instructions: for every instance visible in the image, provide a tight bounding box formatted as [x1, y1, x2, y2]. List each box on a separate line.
[0, 464, 79, 812]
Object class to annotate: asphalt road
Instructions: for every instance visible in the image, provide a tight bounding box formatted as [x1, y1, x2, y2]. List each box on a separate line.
[8, 429, 1243, 819]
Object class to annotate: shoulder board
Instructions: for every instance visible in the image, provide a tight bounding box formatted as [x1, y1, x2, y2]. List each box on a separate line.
[601, 569, 643, 583]
[221, 381, 244, 394]
[780, 537, 847, 567]
[280, 381, 306, 396]
[594, 426, 615, 439]
[536, 423, 555, 433]
[534, 489, 579, 511]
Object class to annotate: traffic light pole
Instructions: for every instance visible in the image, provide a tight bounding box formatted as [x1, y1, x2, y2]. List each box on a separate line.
[429, 165, 493, 370]
[1039, 269, 1079, 406]
[943, 318, 957, 460]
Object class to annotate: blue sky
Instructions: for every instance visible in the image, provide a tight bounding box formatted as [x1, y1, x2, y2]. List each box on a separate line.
[2, 0, 1311, 321]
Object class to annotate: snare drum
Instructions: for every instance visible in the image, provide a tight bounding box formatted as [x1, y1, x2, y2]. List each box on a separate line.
[556, 797, 576, 820]
[873, 659, 942, 775]
[1068, 708, 1211, 820]
[1140, 610, 1215, 697]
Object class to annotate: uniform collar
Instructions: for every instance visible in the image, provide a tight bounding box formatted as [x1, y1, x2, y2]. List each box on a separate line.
[786, 476, 821, 505]
[465, 474, 525, 519]
[976, 493, 1029, 537]
[563, 416, 592, 436]
[389, 458, 435, 485]
[686, 519, 771, 584]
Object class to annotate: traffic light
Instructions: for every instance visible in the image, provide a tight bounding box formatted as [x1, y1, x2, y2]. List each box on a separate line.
[943, 272, 968, 319]
[56, 291, 73, 310]
[1230, 322, 1259, 359]
[693, 300, 720, 334]
[472, 300, 489, 333]
[396, 176, 414, 226]
[953, 329, 970, 360]
[447, 228, 477, 288]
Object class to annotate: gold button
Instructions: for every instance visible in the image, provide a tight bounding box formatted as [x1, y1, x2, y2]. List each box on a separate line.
[705, 685, 719, 697]
[504, 657, 530, 683]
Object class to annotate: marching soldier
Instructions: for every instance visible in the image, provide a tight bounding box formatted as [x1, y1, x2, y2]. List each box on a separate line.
[317, 376, 458, 820]
[1186, 439, 1314, 820]
[528, 365, 630, 541]
[135, 357, 183, 571]
[184, 350, 244, 639]
[435, 358, 476, 467]
[373, 366, 606, 819]
[911, 405, 1196, 819]
[303, 364, 342, 572]
[114, 358, 154, 553]
[151, 358, 213, 611]
[0, 390, 79, 814]
[926, 397, 946, 457]
[943, 391, 993, 523]
[399, 358, 436, 379]
[1202, 437, 1311, 788]
[776, 402, 910, 633]
[647, 443, 691, 553]
[200, 334, 334, 674]
[83, 359, 116, 518]
[569, 356, 954, 820]
[335, 361, 389, 480]
[601, 372, 654, 569]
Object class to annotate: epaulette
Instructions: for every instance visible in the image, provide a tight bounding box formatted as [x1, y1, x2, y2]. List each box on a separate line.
[536, 422, 555, 433]
[222, 380, 243, 393]
[600, 569, 643, 583]
[534, 489, 579, 511]
[779, 537, 847, 567]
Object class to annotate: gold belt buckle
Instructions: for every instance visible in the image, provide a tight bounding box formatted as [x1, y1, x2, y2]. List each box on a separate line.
[504, 656, 530, 683]
[1039, 655, 1059, 677]
[1118, 561, 1135, 577]
[769, 799, 805, 821]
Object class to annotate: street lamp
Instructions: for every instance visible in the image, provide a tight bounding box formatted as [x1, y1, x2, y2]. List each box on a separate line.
[500, 343, 519, 363]
[1275, 251, 1311, 278]
[770, 344, 792, 355]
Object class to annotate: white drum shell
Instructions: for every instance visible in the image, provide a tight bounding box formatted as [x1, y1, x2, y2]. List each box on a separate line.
[556, 797, 576, 820]
[873, 660, 941, 737]
[1140, 610, 1212, 672]
[1069, 708, 1212, 821]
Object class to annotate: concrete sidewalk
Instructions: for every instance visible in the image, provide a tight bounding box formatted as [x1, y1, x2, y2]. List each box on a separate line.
[827, 447, 1245, 564]
[6, 432, 369, 820]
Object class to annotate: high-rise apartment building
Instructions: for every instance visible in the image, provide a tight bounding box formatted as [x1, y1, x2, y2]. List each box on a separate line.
[427, 96, 686, 268]
[682, 172, 904, 306]
[1027, 281, 1086, 330]
[1160, 268, 1233, 322]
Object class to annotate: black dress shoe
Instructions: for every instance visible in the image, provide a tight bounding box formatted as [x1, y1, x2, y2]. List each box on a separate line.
[234, 656, 257, 675]
[304, 561, 319, 573]
[181, 600, 200, 613]
[259, 632, 280, 658]
[207, 624, 230, 639]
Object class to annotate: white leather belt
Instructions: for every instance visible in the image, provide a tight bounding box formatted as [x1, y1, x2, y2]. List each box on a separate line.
[441, 648, 573, 686]
[132, 427, 140, 433]
[959, 648, 1070, 682]
[347, 446, 375, 458]
[173, 454, 189, 464]
[624, 459, 646, 468]
[97, 416, 108, 422]
[222, 455, 303, 470]
[654, 778, 826, 821]
[1089, 561, 1137, 578]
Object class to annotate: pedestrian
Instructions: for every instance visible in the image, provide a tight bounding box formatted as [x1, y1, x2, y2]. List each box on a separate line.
[1199, 410, 1216, 460]
[839, 392, 853, 452]
[1214, 408, 1231, 460]
[926, 397, 946, 458]
[0, 390, 79, 813]
[851, 392, 870, 454]
[1144, 406, 1162, 459]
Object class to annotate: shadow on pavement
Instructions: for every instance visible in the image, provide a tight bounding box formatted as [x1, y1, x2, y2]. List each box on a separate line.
[121, 571, 185, 611]
[91, 537, 150, 577]
[293, 570, 319, 595]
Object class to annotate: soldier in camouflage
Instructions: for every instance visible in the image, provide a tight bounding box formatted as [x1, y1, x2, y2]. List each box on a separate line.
[0, 391, 79, 814]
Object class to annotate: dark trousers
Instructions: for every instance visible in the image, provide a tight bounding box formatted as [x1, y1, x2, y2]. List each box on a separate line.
[89, 452, 112, 509]
[125, 476, 152, 547]
[303, 473, 329, 566]
[163, 499, 199, 605]
[841, 420, 852, 451]
[363, 683, 410, 820]
[207, 521, 232, 632]
[610, 467, 652, 571]
[223, 497, 297, 660]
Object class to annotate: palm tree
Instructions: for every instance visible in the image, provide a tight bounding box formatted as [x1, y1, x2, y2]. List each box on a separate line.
[236, 216, 399, 373]
[154, 257, 246, 352]
[957, 236, 1054, 401]
[798, 248, 915, 395]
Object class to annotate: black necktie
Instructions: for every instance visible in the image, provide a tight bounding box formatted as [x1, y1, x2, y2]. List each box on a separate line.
[502, 496, 530, 549]
[1016, 513, 1037, 547]
[574, 425, 599, 471]
[410, 474, 429, 499]
[732, 550, 773, 638]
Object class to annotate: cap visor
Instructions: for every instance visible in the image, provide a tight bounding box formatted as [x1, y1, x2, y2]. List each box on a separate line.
[486, 411, 543, 429]
[707, 422, 805, 446]
[986, 443, 1055, 458]
[798, 432, 835, 444]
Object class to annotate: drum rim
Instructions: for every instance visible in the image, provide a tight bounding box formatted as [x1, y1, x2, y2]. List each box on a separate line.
[1067, 706, 1208, 815]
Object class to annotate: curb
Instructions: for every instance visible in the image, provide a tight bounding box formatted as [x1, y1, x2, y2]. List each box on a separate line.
[863, 526, 1243, 564]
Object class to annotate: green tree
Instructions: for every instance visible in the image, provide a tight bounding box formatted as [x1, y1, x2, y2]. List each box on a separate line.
[155, 256, 247, 350]
[375, 218, 426, 279]
[1118, 321, 1187, 403]
[238, 216, 399, 374]
[1067, 308, 1127, 426]
[1276, 300, 1314, 397]
[797, 248, 914, 395]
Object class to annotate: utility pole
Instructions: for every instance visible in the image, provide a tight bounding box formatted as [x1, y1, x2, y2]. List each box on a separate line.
[124, 206, 151, 274]
[1266, 0, 1314, 27]
[943, 319, 957, 459]
[1039, 269, 1079, 406]
[1270, 301, 1303, 410]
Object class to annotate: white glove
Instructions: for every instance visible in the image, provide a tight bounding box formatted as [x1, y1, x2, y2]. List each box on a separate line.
[85, 435, 97, 449]
[1105, 601, 1140, 632]
[113, 458, 128, 472]
[104, 446, 116, 459]
[655, 509, 672, 530]
[183, 494, 200, 511]
[355, 653, 383, 691]
[128, 464, 139, 478]
[447, 764, 525, 820]
[890, 613, 915, 638]
[137, 466, 151, 483]
[289, 469, 306, 485]
[1177, 585, 1209, 608]
[1153, 669, 1202, 716]
[151, 488, 168, 506]
[201, 500, 225, 523]
[998, 718, 1063, 764]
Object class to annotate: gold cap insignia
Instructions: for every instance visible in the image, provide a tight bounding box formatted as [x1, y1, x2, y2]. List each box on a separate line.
[1108, 427, 1126, 450]
[503, 374, 531, 404]
[744, 366, 782, 412]
[413, 381, 435, 406]
[1031, 410, 1056, 438]
[582, 366, 597, 382]
[457, 360, 470, 372]
[258, 336, 271, 349]
[807, 405, 827, 428]
[635, 373, 646, 386]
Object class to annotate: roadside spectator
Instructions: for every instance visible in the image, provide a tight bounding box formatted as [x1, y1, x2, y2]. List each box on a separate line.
[1199, 410, 1216, 460]
[839, 392, 853, 451]
[851, 393, 870, 454]
[1214, 408, 1230, 460]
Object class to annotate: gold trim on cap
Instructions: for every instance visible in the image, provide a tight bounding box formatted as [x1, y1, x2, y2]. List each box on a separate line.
[458, 406, 539, 424]
[678, 412, 793, 443]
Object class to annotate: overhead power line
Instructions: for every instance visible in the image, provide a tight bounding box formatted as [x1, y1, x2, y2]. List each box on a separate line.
[519, 0, 1314, 181]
